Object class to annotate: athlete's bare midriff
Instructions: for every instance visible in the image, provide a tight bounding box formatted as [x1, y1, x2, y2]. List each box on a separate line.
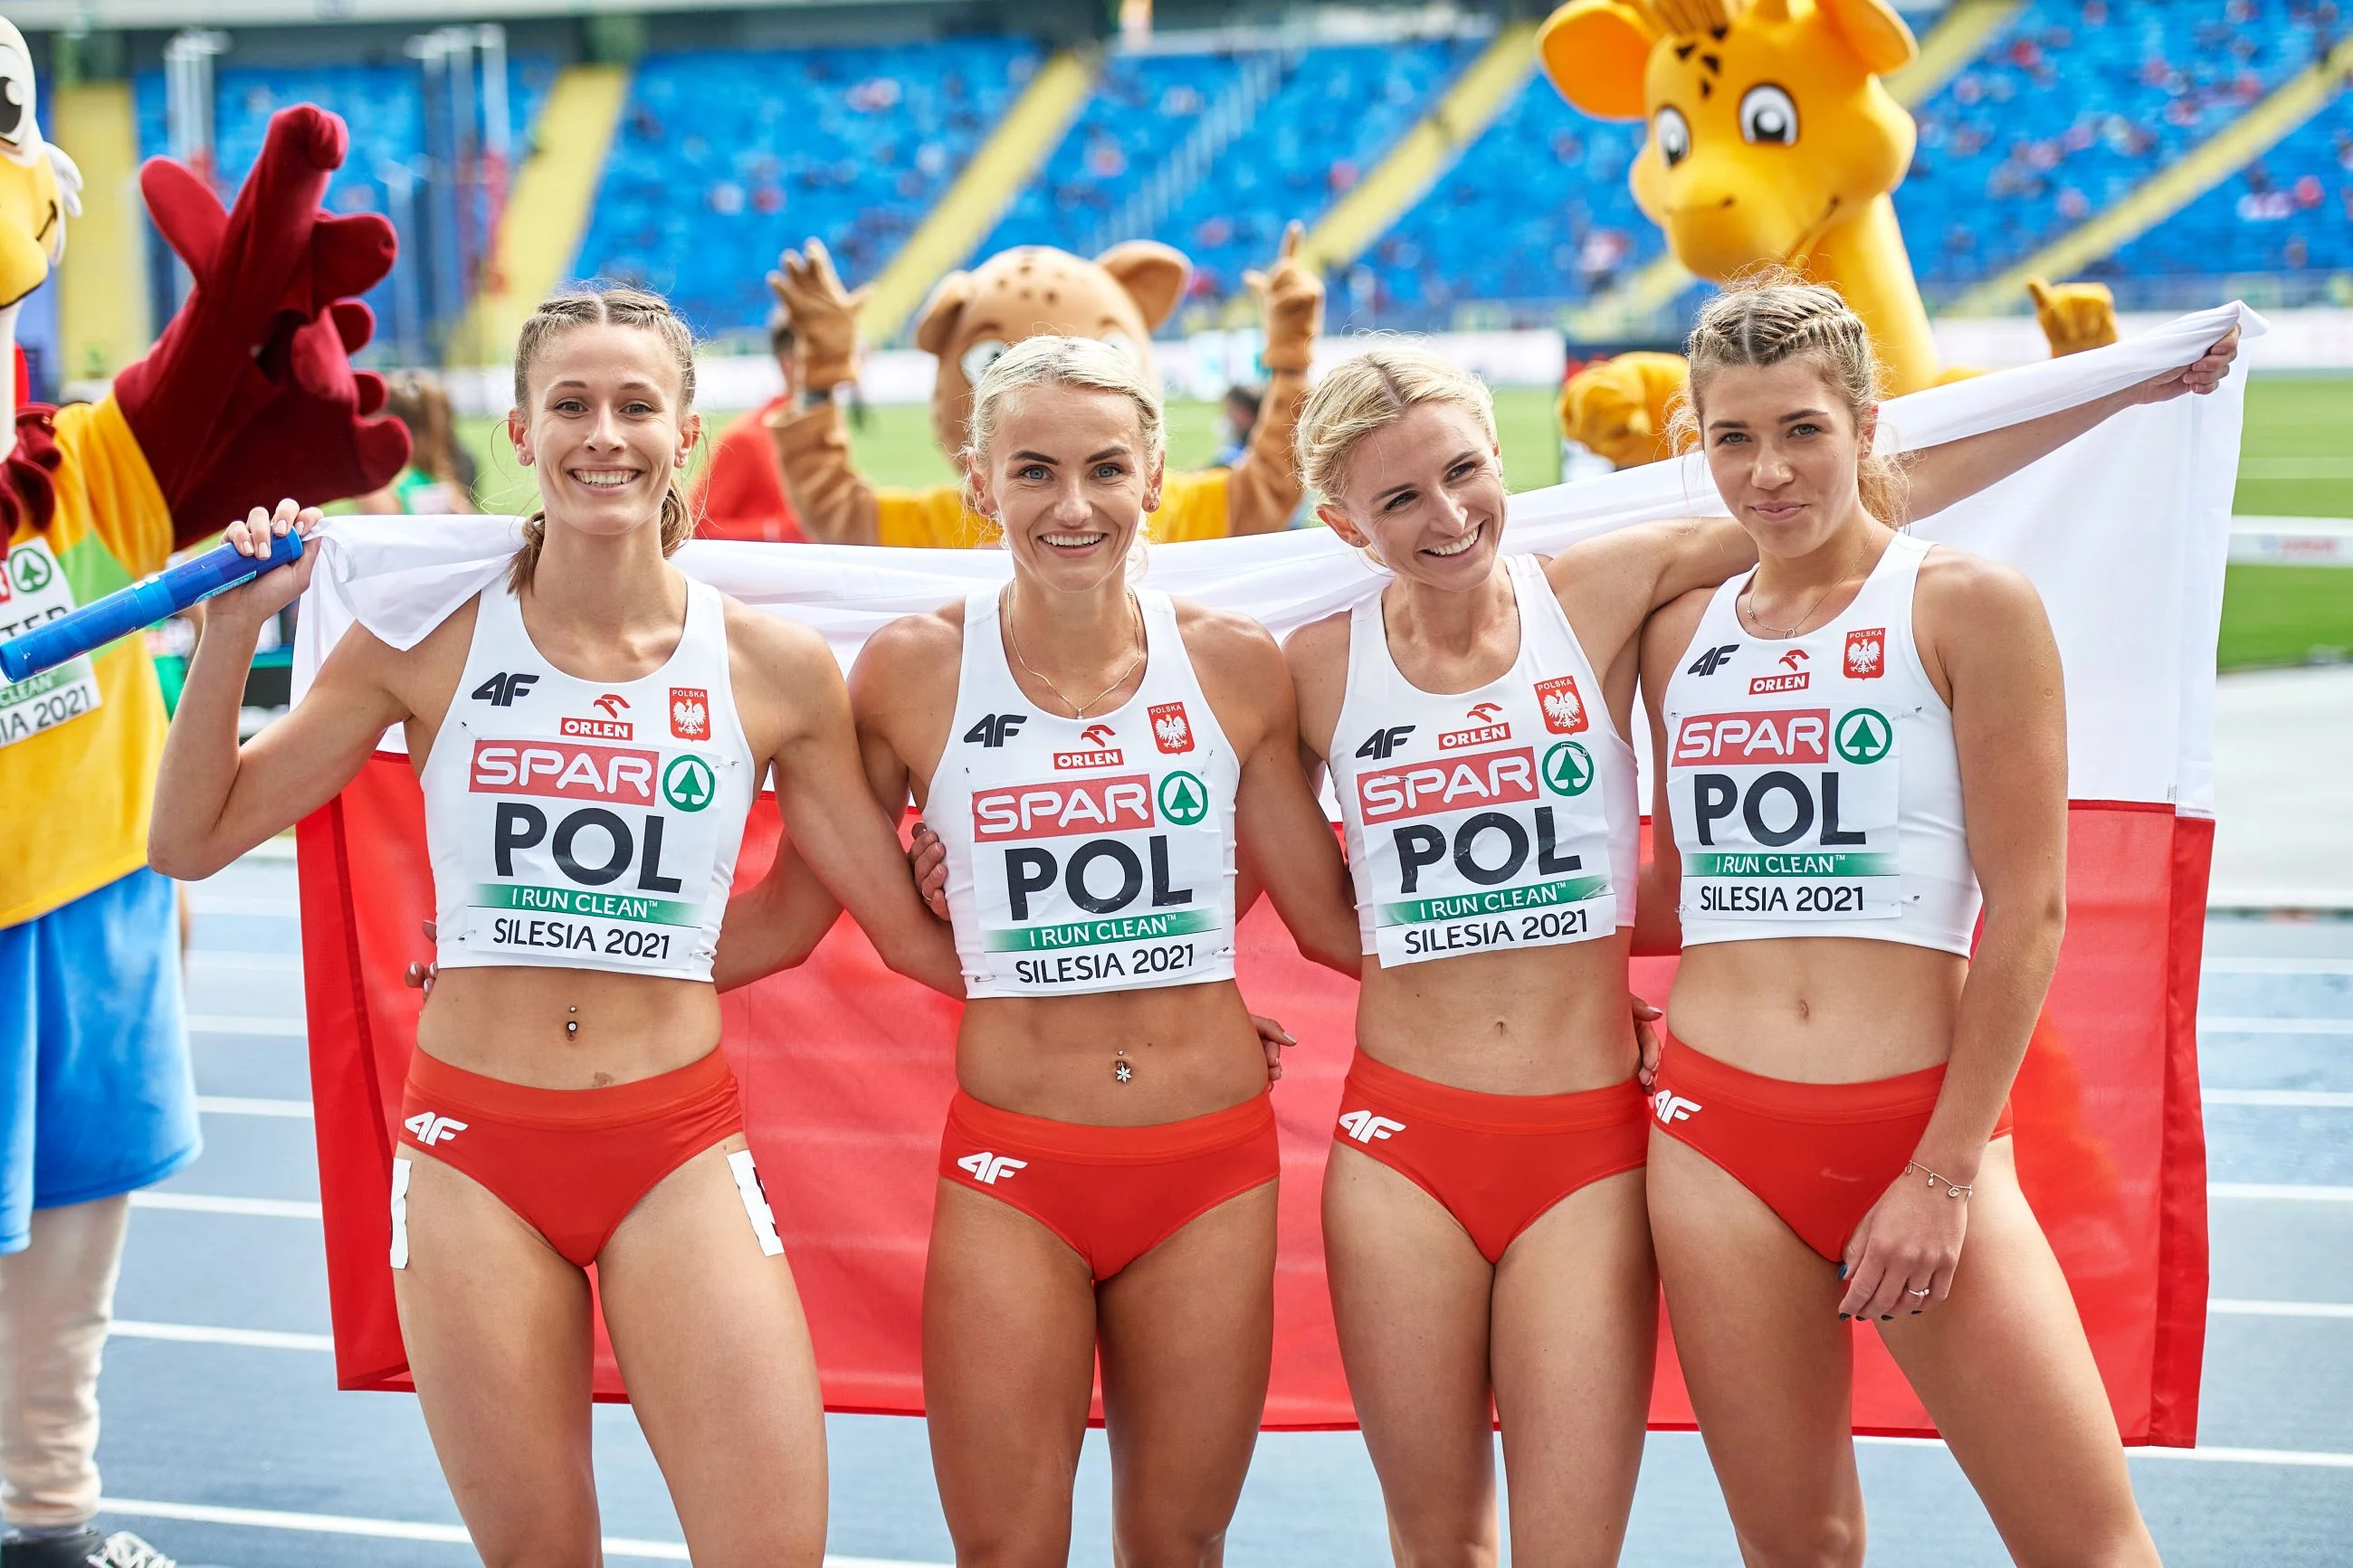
[1355, 928, 1639, 1094]
[1666, 936, 1967, 1083]
[414, 967, 721, 1089]
[957, 980, 1267, 1126]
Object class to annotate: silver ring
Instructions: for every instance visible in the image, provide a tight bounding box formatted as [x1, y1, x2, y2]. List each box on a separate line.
[1906, 1287, 1932, 1298]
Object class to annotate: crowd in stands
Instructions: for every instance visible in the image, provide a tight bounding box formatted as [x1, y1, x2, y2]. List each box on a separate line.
[575, 39, 1042, 332]
[2110, 82, 2353, 287]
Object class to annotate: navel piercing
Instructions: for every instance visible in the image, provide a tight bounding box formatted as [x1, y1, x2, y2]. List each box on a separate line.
[566, 1004, 579, 1039]
[1115, 1048, 1132, 1085]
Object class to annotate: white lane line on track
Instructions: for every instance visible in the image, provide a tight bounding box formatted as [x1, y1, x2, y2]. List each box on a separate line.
[187, 1015, 306, 1037]
[185, 894, 300, 917]
[2209, 1183, 2353, 1202]
[2199, 1016, 2353, 1035]
[195, 1095, 313, 1118]
[94, 1497, 943, 1565]
[186, 951, 302, 973]
[110, 1320, 335, 1351]
[1853, 1436, 2353, 1468]
[128, 1193, 322, 1219]
[2205, 956, 2353, 976]
[2202, 1089, 2353, 1107]
[2209, 1299, 2353, 1319]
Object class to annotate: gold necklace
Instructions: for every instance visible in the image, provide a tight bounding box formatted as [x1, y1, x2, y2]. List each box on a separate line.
[1004, 584, 1148, 718]
[1737, 543, 1868, 639]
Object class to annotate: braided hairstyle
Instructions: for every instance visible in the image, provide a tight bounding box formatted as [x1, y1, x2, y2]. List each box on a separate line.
[1669, 269, 1908, 524]
[508, 284, 699, 592]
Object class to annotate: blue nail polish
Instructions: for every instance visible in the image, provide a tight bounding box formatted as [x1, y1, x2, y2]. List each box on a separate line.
[1837, 1263, 1848, 1280]
[1839, 1314, 1851, 1321]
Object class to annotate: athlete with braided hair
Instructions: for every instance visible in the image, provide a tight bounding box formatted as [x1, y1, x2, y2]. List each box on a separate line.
[149, 286, 958, 1566]
[1636, 273, 2232, 1564]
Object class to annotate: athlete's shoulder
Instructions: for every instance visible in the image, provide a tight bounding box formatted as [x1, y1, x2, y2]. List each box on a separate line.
[1172, 595, 1281, 671]
[1280, 605, 1351, 672]
[719, 592, 830, 667]
[851, 601, 967, 699]
[1915, 542, 2042, 616]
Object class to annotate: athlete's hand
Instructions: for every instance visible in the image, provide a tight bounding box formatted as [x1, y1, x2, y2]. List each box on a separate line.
[1245, 221, 1324, 374]
[1838, 1168, 1969, 1321]
[1632, 993, 1662, 1089]
[1250, 1013, 1296, 1084]
[2129, 323, 2241, 403]
[403, 920, 438, 997]
[769, 237, 868, 393]
[909, 822, 949, 920]
[209, 499, 322, 632]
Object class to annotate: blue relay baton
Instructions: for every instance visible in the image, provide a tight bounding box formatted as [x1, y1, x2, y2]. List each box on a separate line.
[1, 528, 306, 685]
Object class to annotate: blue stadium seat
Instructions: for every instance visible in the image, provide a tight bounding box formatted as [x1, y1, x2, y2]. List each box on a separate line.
[2109, 86, 2353, 282]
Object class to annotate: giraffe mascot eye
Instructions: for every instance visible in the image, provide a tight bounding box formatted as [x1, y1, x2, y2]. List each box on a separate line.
[0, 44, 35, 152]
[1739, 84, 1799, 147]
[1653, 105, 1691, 167]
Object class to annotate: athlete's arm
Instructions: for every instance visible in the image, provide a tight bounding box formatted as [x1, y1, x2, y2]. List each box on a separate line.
[1838, 555, 2067, 1321]
[1631, 591, 1709, 963]
[150, 501, 412, 880]
[1195, 610, 1359, 976]
[1897, 325, 2239, 520]
[1547, 518, 1758, 670]
[723, 613, 963, 997]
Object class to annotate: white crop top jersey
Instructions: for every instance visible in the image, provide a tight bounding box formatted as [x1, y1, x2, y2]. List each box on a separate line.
[1662, 531, 1980, 955]
[1328, 554, 1639, 967]
[928, 587, 1240, 999]
[421, 580, 757, 982]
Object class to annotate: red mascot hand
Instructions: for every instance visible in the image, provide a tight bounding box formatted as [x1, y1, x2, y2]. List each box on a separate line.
[110, 104, 410, 546]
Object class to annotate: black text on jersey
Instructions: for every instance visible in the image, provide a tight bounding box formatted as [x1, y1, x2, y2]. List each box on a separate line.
[1355, 725, 1416, 762]
[472, 671, 540, 707]
[1685, 644, 1740, 678]
[965, 713, 1028, 748]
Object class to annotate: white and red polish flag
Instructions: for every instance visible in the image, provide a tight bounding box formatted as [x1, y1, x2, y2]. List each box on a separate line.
[293, 304, 2253, 1442]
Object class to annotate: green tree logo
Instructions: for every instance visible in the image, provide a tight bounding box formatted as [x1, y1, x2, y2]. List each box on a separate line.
[1542, 741, 1596, 796]
[662, 755, 717, 813]
[1158, 771, 1209, 826]
[9, 548, 53, 595]
[1834, 708, 1893, 765]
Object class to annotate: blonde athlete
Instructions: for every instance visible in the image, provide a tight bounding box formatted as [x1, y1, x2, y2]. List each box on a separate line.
[149, 287, 957, 1567]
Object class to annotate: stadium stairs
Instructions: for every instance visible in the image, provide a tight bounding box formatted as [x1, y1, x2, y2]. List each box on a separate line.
[1300, 22, 1539, 278]
[860, 50, 1101, 346]
[50, 82, 148, 387]
[1561, 0, 2023, 339]
[455, 64, 631, 365]
[1083, 50, 1286, 260]
[1949, 31, 2353, 314]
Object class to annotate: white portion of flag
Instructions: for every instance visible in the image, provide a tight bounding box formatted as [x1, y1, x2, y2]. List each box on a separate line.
[296, 305, 2255, 814]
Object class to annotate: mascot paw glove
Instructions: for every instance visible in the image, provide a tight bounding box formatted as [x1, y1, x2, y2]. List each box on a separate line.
[112, 104, 410, 540]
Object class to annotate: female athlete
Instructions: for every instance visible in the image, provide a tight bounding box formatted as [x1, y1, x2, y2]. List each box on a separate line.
[1283, 318, 2235, 1568]
[148, 286, 959, 1566]
[1637, 275, 2231, 1564]
[831, 334, 1358, 1565]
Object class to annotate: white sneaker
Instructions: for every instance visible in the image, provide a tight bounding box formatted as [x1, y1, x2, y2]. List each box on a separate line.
[89, 1536, 176, 1568]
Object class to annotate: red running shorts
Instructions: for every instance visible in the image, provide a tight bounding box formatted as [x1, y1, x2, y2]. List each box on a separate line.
[395, 1047, 776, 1269]
[1648, 1032, 2015, 1263]
[937, 1089, 1279, 1281]
[1332, 1050, 1649, 1264]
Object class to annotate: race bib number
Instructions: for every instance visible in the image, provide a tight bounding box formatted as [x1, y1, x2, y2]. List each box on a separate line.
[0, 538, 105, 750]
[457, 736, 727, 971]
[1671, 706, 1900, 921]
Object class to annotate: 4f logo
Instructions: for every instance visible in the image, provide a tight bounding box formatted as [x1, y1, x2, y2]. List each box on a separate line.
[1354, 725, 1415, 762]
[965, 713, 1028, 748]
[1338, 1110, 1404, 1144]
[1844, 629, 1886, 679]
[472, 671, 539, 707]
[957, 1150, 1027, 1184]
[1651, 1091, 1701, 1126]
[404, 1112, 468, 1145]
[1686, 644, 1739, 678]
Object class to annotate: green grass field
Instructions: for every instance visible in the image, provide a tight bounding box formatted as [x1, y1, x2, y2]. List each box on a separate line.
[457, 376, 2351, 670]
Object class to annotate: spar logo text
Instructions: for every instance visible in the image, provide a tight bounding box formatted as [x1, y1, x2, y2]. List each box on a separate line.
[1671, 709, 1874, 849]
[470, 739, 687, 891]
[1357, 746, 1587, 892]
[972, 774, 1195, 920]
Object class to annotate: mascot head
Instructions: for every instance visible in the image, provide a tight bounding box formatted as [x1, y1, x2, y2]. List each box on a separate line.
[0, 22, 79, 309]
[913, 242, 1187, 460]
[1538, 0, 1917, 280]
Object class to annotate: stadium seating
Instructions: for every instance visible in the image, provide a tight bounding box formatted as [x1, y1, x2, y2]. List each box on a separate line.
[1354, 75, 1659, 329]
[573, 39, 1043, 333]
[1895, 0, 2328, 293]
[2108, 87, 2353, 287]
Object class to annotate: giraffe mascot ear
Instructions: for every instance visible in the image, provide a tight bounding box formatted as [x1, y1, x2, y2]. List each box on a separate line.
[1812, 0, 1919, 75]
[1538, 1, 1661, 121]
[1094, 242, 1190, 333]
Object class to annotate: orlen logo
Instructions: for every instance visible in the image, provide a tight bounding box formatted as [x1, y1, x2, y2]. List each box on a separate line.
[470, 740, 659, 803]
[1054, 723, 1124, 771]
[1536, 676, 1588, 735]
[670, 687, 710, 740]
[1439, 701, 1510, 751]
[973, 774, 1153, 841]
[561, 692, 634, 740]
[1672, 710, 1830, 768]
[1844, 628, 1886, 679]
[1357, 747, 1537, 824]
[1750, 649, 1810, 695]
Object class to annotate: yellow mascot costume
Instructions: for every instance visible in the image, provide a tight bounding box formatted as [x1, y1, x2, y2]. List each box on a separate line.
[1538, 0, 2121, 466]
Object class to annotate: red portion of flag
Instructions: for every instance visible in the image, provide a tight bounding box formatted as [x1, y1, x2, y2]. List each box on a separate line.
[300, 758, 2208, 1440]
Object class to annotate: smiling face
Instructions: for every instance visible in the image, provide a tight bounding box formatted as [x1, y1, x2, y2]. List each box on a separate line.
[1318, 402, 1509, 592]
[967, 384, 1163, 595]
[509, 321, 700, 541]
[1627, 7, 1914, 278]
[1694, 355, 1876, 556]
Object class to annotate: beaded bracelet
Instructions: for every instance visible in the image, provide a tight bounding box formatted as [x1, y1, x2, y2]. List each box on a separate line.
[1904, 1159, 1974, 1199]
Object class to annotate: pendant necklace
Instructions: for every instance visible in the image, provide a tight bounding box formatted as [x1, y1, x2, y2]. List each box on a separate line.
[1005, 584, 1147, 718]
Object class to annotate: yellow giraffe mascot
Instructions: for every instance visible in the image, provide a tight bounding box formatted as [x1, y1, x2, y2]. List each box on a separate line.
[1539, 0, 2120, 467]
